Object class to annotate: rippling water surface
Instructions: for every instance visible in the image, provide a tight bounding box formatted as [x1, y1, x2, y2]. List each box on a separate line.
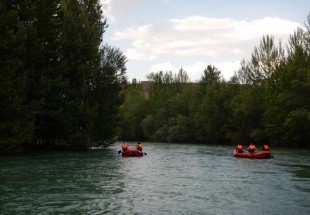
[1, 142, 309, 214]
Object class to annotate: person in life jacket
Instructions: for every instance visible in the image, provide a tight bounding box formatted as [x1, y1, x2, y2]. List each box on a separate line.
[136, 142, 143, 151]
[248, 143, 257, 153]
[262, 144, 269, 151]
[122, 142, 128, 151]
[236, 144, 243, 153]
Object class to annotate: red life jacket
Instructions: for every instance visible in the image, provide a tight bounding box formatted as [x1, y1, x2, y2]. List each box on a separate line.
[249, 144, 255, 150]
[237, 144, 243, 150]
[136, 143, 143, 150]
[122, 143, 127, 150]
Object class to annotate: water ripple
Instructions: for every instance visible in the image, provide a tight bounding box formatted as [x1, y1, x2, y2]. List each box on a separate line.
[0, 143, 309, 214]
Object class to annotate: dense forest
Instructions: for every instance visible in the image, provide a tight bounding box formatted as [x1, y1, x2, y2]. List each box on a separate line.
[118, 14, 310, 148]
[1, 2, 309, 154]
[0, 0, 127, 153]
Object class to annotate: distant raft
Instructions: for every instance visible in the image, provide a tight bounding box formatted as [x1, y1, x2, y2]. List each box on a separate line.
[233, 150, 272, 159]
[122, 148, 144, 157]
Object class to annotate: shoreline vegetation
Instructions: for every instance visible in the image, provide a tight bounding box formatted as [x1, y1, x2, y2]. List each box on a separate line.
[1, 1, 309, 154]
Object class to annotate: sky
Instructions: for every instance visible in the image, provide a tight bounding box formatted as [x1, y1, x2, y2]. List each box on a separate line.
[100, 0, 309, 82]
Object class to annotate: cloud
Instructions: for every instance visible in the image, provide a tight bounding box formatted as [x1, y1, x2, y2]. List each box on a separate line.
[104, 7, 303, 81]
[113, 16, 301, 62]
[215, 61, 241, 81]
[100, 0, 144, 22]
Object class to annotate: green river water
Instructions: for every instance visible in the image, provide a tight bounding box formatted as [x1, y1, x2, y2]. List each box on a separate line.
[1, 142, 309, 215]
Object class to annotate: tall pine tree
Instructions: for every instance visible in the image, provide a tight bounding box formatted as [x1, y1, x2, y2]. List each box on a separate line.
[0, 0, 33, 152]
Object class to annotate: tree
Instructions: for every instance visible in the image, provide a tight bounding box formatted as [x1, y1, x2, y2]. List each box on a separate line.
[45, 0, 106, 149]
[235, 35, 285, 86]
[262, 13, 310, 147]
[0, 0, 128, 153]
[200, 65, 222, 86]
[193, 66, 229, 144]
[91, 44, 127, 143]
[0, 0, 33, 152]
[22, 0, 70, 149]
[229, 35, 285, 145]
[263, 47, 310, 147]
[118, 82, 147, 140]
[167, 115, 191, 142]
[175, 68, 190, 83]
[228, 85, 264, 144]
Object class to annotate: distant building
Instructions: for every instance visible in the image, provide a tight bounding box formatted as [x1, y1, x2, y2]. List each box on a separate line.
[140, 81, 152, 99]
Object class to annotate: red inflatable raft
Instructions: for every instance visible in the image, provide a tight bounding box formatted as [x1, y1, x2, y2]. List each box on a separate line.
[122, 148, 144, 157]
[233, 150, 272, 159]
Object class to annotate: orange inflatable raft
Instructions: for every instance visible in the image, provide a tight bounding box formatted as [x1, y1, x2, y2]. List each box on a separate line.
[233, 150, 272, 159]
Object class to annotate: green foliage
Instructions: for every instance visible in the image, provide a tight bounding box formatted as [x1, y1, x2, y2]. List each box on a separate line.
[90, 44, 127, 143]
[118, 13, 310, 148]
[235, 35, 285, 87]
[200, 65, 222, 86]
[120, 67, 236, 144]
[2, 3, 309, 152]
[263, 46, 310, 147]
[118, 83, 147, 141]
[0, 0, 34, 152]
[167, 115, 192, 142]
[0, 0, 126, 153]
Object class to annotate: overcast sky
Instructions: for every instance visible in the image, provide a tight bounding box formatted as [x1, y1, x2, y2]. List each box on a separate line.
[100, 0, 309, 82]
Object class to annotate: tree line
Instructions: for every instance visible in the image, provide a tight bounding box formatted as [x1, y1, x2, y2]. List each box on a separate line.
[118, 14, 310, 148]
[1, 3, 309, 153]
[0, 0, 127, 153]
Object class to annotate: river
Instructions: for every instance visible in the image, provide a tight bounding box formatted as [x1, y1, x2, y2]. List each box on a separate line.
[1, 142, 309, 215]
